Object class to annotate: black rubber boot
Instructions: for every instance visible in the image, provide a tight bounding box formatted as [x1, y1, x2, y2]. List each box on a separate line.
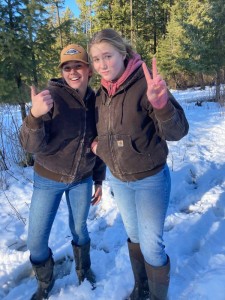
[127, 239, 149, 300]
[145, 256, 170, 300]
[71, 240, 96, 288]
[30, 251, 55, 300]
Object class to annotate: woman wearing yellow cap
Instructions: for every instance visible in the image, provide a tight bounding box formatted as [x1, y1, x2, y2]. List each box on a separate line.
[20, 44, 106, 299]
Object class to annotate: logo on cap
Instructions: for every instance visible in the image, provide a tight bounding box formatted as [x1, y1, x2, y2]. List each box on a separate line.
[64, 48, 80, 55]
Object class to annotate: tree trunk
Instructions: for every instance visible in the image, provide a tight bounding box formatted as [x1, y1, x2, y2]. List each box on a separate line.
[199, 73, 205, 90]
[130, 0, 134, 44]
[55, 1, 63, 48]
[215, 69, 221, 102]
[19, 103, 27, 121]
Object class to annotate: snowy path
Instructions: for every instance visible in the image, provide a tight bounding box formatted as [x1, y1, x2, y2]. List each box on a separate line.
[166, 103, 225, 299]
[0, 100, 225, 299]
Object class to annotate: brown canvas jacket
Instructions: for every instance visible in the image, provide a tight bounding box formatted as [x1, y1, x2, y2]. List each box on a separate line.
[95, 66, 189, 181]
[20, 78, 106, 184]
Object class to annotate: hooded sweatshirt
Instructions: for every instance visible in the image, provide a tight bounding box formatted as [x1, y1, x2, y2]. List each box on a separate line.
[101, 53, 143, 96]
[94, 56, 189, 181]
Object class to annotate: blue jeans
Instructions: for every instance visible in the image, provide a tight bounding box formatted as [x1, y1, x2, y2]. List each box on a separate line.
[27, 172, 92, 263]
[109, 164, 171, 267]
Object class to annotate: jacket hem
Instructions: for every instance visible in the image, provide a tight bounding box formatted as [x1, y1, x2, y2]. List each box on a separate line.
[110, 164, 165, 182]
[34, 163, 92, 184]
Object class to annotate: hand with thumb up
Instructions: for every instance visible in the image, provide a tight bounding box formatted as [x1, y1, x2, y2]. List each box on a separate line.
[30, 86, 54, 118]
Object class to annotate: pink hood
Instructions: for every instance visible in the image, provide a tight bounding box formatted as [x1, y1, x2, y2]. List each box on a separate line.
[101, 53, 143, 96]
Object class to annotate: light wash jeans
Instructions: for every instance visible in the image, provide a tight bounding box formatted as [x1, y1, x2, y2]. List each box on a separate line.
[109, 164, 171, 267]
[27, 172, 92, 263]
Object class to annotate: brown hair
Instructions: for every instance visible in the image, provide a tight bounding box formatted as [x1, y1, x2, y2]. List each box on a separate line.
[88, 29, 134, 59]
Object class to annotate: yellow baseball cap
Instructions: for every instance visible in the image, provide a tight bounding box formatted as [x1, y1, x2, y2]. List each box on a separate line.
[58, 44, 89, 67]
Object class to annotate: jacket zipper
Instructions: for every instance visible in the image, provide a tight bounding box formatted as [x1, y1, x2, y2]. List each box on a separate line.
[107, 95, 121, 175]
[71, 103, 87, 181]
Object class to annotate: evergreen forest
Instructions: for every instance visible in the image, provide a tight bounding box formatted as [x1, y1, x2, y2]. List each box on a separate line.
[1, 0, 225, 114]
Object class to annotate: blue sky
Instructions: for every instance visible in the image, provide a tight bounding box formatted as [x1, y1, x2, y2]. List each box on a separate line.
[64, 0, 80, 16]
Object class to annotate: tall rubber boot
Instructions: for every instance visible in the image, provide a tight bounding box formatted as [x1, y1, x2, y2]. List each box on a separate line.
[145, 256, 170, 300]
[30, 251, 55, 300]
[127, 239, 149, 300]
[71, 240, 96, 288]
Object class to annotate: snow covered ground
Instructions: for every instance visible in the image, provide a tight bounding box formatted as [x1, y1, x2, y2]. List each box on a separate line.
[0, 88, 225, 300]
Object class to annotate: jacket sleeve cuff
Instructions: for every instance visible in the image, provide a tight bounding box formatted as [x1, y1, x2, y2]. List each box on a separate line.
[94, 181, 102, 186]
[26, 112, 43, 129]
[153, 99, 175, 122]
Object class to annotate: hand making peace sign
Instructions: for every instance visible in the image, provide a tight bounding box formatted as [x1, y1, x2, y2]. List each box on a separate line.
[142, 57, 168, 109]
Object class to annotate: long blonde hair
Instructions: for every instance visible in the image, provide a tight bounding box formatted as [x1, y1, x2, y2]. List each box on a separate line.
[88, 29, 134, 60]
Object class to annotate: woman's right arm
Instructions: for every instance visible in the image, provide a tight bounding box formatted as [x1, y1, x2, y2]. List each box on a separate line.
[19, 86, 54, 153]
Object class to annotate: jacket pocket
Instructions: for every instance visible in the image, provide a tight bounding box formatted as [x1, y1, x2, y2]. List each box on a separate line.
[96, 135, 115, 172]
[96, 134, 167, 175]
[111, 134, 166, 175]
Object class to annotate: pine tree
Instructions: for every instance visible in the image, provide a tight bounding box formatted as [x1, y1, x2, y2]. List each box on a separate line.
[0, 0, 57, 110]
[157, 2, 190, 88]
[181, 0, 225, 99]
